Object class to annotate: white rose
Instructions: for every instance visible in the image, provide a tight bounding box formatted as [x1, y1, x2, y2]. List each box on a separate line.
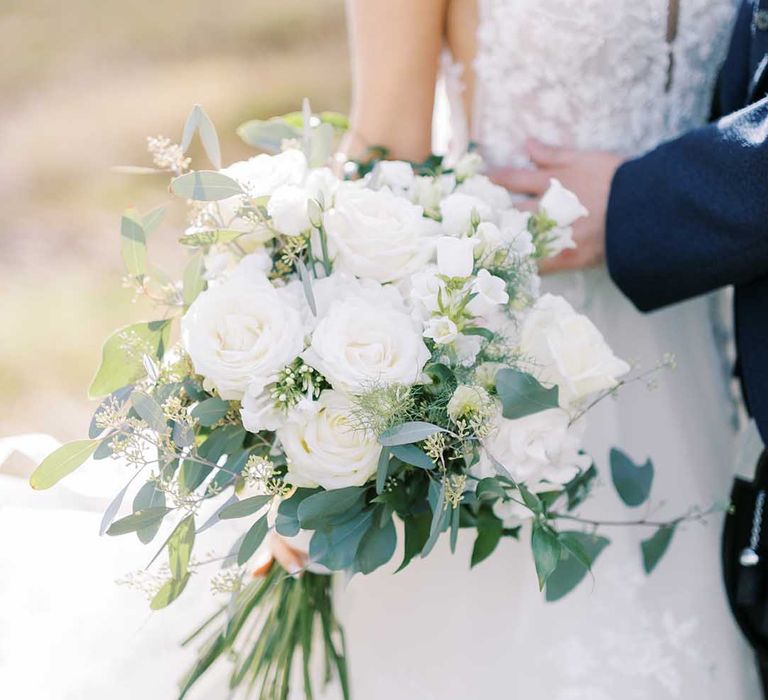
[519, 294, 630, 406]
[267, 184, 312, 236]
[302, 283, 430, 393]
[374, 160, 415, 193]
[424, 316, 459, 345]
[481, 408, 591, 486]
[222, 149, 307, 198]
[436, 236, 476, 278]
[324, 183, 435, 283]
[456, 174, 512, 210]
[467, 269, 509, 317]
[181, 273, 305, 400]
[540, 178, 588, 227]
[279, 390, 381, 490]
[439, 192, 492, 237]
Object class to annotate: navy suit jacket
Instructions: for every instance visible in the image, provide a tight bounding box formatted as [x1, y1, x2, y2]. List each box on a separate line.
[606, 0, 768, 443]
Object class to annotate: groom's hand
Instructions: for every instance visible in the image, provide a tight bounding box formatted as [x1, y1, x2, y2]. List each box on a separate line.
[490, 139, 625, 274]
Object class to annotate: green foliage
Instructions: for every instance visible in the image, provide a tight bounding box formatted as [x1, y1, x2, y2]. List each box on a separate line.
[169, 515, 196, 579]
[181, 104, 222, 169]
[178, 229, 242, 247]
[641, 525, 676, 573]
[495, 368, 559, 420]
[89, 320, 171, 398]
[564, 464, 598, 511]
[309, 509, 374, 571]
[471, 507, 504, 568]
[29, 439, 99, 490]
[375, 447, 392, 495]
[610, 448, 654, 507]
[237, 516, 269, 566]
[396, 511, 431, 572]
[355, 513, 397, 574]
[531, 521, 561, 590]
[133, 480, 166, 543]
[545, 532, 610, 602]
[219, 495, 272, 520]
[275, 488, 315, 537]
[237, 119, 301, 152]
[151, 574, 190, 611]
[170, 170, 243, 201]
[190, 396, 230, 426]
[390, 444, 434, 470]
[297, 487, 366, 530]
[130, 390, 167, 433]
[182, 252, 206, 307]
[379, 421, 444, 447]
[107, 507, 172, 536]
[120, 209, 147, 277]
[89, 385, 133, 438]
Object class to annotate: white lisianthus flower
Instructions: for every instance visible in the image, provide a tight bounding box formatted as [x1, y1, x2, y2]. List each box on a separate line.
[223, 149, 308, 198]
[439, 192, 492, 237]
[305, 167, 339, 208]
[436, 236, 476, 278]
[181, 273, 304, 400]
[407, 265, 445, 320]
[520, 294, 630, 406]
[324, 183, 435, 283]
[456, 174, 512, 210]
[279, 390, 381, 490]
[454, 151, 484, 181]
[267, 184, 312, 236]
[540, 178, 588, 227]
[544, 226, 577, 257]
[447, 385, 494, 422]
[467, 269, 509, 317]
[374, 160, 415, 193]
[409, 174, 456, 214]
[230, 250, 273, 280]
[424, 316, 459, 345]
[481, 408, 591, 485]
[454, 334, 484, 367]
[302, 284, 430, 393]
[240, 383, 285, 433]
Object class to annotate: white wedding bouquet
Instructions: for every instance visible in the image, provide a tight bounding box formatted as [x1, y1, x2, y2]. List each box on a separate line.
[31, 103, 678, 699]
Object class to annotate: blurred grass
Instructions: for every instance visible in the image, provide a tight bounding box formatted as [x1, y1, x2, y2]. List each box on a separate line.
[0, 0, 349, 439]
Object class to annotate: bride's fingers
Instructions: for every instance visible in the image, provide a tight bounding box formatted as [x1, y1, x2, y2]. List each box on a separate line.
[526, 138, 576, 168]
[489, 167, 550, 195]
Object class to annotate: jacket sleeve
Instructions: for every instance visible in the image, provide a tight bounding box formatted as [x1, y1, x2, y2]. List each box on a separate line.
[605, 95, 768, 312]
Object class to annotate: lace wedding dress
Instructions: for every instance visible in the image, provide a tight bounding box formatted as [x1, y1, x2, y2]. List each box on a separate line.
[339, 1, 762, 698]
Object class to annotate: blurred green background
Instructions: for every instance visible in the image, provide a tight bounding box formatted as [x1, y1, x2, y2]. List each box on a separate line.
[0, 0, 350, 439]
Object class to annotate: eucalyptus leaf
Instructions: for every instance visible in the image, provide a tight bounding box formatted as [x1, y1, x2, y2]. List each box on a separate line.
[355, 515, 396, 574]
[610, 448, 654, 507]
[99, 480, 132, 536]
[531, 522, 561, 590]
[133, 480, 167, 543]
[130, 390, 168, 433]
[309, 122, 335, 167]
[496, 369, 559, 420]
[237, 119, 301, 152]
[190, 397, 230, 427]
[297, 487, 365, 530]
[375, 447, 392, 495]
[195, 105, 222, 169]
[150, 573, 190, 610]
[168, 515, 196, 579]
[545, 532, 610, 602]
[275, 488, 315, 537]
[641, 525, 676, 574]
[120, 210, 147, 277]
[142, 206, 166, 235]
[471, 509, 504, 568]
[179, 229, 242, 247]
[170, 171, 243, 202]
[237, 517, 270, 566]
[396, 511, 431, 573]
[30, 439, 99, 490]
[182, 252, 206, 307]
[296, 259, 317, 316]
[219, 495, 272, 520]
[89, 320, 171, 398]
[197, 494, 238, 534]
[107, 507, 172, 536]
[390, 444, 434, 470]
[379, 422, 444, 447]
[309, 510, 374, 571]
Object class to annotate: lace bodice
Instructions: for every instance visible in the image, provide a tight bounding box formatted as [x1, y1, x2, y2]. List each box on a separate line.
[468, 0, 739, 166]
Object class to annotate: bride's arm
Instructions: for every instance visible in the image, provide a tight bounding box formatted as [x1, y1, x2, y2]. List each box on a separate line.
[342, 0, 448, 161]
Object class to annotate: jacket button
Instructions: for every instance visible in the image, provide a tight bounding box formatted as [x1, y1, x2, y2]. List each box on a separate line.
[756, 9, 768, 31]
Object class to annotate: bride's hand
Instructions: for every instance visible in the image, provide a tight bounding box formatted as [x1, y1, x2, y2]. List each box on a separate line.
[490, 139, 625, 274]
[252, 531, 308, 578]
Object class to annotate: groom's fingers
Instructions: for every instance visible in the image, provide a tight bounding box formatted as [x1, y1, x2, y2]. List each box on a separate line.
[526, 138, 576, 167]
[489, 167, 550, 196]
